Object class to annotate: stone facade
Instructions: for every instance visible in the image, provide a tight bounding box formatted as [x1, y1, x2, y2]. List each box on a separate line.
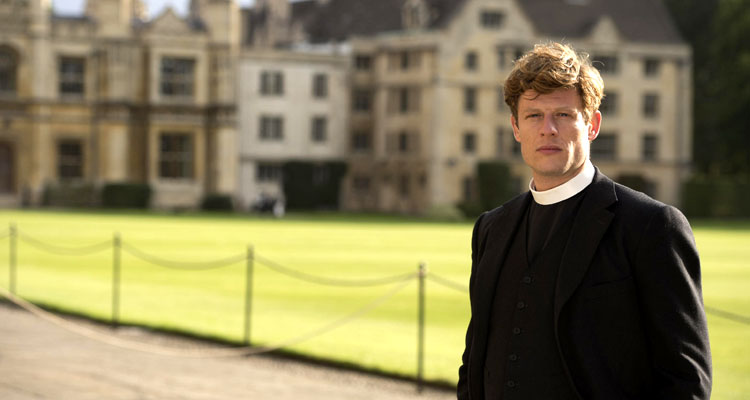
[242, 0, 692, 212]
[0, 0, 239, 209]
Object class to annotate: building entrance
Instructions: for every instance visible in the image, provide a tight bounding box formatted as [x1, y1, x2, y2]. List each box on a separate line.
[0, 141, 14, 193]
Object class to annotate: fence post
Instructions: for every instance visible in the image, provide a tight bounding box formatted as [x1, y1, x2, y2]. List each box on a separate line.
[112, 232, 121, 327]
[9, 223, 17, 295]
[244, 245, 254, 345]
[417, 261, 426, 393]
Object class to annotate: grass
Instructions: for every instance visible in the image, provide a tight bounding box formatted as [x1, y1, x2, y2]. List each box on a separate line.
[0, 210, 748, 398]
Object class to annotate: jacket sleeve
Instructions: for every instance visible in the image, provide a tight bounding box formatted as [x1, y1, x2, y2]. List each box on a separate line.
[633, 205, 712, 398]
[457, 213, 486, 400]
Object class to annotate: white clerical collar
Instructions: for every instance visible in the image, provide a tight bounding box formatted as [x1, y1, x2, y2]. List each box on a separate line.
[529, 160, 595, 205]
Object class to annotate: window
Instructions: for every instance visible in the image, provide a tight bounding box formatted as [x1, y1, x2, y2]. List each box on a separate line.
[398, 132, 409, 152]
[259, 116, 284, 140]
[57, 139, 83, 179]
[590, 133, 617, 160]
[593, 55, 619, 75]
[0, 48, 18, 95]
[496, 127, 509, 157]
[463, 176, 474, 201]
[312, 73, 328, 98]
[260, 70, 284, 95]
[390, 51, 420, 70]
[59, 56, 85, 97]
[642, 134, 659, 161]
[159, 133, 193, 179]
[400, 51, 410, 70]
[388, 131, 418, 154]
[355, 55, 372, 71]
[352, 131, 372, 152]
[464, 87, 477, 114]
[352, 175, 371, 192]
[463, 132, 477, 154]
[600, 91, 618, 115]
[256, 163, 283, 182]
[497, 86, 505, 110]
[388, 87, 419, 114]
[399, 174, 410, 197]
[311, 116, 327, 142]
[160, 57, 195, 97]
[643, 93, 659, 118]
[353, 89, 372, 112]
[465, 51, 478, 71]
[481, 11, 504, 29]
[644, 58, 660, 77]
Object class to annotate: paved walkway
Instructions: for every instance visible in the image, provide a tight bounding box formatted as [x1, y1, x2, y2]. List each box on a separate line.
[0, 302, 455, 400]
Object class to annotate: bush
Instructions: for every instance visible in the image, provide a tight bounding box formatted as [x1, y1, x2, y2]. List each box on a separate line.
[201, 194, 234, 211]
[682, 175, 750, 218]
[101, 183, 151, 209]
[42, 182, 98, 208]
[477, 161, 516, 211]
[283, 161, 348, 210]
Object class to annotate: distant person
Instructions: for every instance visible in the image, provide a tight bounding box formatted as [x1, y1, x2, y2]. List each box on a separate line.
[457, 42, 711, 399]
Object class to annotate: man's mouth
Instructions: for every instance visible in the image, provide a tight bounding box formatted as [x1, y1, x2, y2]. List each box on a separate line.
[537, 145, 562, 155]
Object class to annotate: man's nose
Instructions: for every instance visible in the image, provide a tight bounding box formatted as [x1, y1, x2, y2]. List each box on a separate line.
[541, 115, 558, 136]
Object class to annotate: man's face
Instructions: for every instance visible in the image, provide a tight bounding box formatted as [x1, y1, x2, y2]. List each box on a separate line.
[511, 88, 601, 191]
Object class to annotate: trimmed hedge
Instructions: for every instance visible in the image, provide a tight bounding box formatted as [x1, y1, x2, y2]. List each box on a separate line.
[682, 176, 750, 218]
[282, 161, 347, 210]
[101, 183, 152, 209]
[42, 182, 98, 208]
[201, 194, 234, 211]
[459, 161, 516, 219]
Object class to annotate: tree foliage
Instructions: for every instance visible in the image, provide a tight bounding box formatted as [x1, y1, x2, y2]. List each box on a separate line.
[665, 0, 750, 175]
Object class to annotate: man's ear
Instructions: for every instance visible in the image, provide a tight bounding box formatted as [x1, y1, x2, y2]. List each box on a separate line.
[588, 110, 602, 141]
[511, 115, 521, 142]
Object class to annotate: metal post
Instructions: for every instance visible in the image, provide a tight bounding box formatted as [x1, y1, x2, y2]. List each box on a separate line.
[244, 245, 254, 345]
[417, 261, 426, 393]
[9, 223, 17, 295]
[112, 232, 121, 327]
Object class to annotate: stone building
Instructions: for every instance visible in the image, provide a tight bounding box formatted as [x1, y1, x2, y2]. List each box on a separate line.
[0, 0, 239, 208]
[242, 0, 692, 212]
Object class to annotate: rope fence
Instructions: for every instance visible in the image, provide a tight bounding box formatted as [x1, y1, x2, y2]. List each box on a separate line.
[7, 222, 744, 390]
[0, 222, 469, 390]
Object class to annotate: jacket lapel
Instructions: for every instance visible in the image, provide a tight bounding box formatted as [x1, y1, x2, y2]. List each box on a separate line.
[554, 170, 617, 321]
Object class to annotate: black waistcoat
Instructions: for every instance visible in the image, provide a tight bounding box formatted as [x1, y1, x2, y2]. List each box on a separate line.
[483, 194, 583, 400]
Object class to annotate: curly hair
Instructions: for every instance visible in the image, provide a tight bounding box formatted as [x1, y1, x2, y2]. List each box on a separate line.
[504, 42, 604, 123]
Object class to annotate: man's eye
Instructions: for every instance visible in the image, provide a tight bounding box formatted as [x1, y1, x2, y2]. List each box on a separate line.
[558, 112, 570, 117]
[526, 113, 541, 119]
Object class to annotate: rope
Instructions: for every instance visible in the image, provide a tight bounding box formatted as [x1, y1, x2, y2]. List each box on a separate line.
[0, 275, 416, 358]
[122, 242, 246, 270]
[426, 273, 469, 293]
[705, 306, 750, 326]
[254, 253, 416, 287]
[18, 231, 111, 256]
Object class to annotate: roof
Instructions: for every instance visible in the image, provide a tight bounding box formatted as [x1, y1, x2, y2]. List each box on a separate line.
[517, 0, 684, 44]
[244, 0, 684, 45]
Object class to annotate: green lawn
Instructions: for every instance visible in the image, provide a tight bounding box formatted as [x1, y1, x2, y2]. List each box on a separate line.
[0, 210, 747, 398]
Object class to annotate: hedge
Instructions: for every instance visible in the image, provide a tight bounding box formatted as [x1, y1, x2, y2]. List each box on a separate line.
[282, 161, 348, 210]
[682, 176, 750, 218]
[101, 183, 152, 209]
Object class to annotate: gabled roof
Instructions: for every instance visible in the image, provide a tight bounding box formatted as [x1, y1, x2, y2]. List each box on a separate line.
[517, 0, 684, 44]
[243, 0, 684, 45]
[303, 0, 467, 42]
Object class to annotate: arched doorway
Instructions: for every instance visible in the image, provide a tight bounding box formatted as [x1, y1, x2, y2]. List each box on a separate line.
[0, 141, 14, 194]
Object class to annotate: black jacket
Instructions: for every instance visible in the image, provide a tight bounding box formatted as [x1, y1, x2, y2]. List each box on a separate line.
[457, 170, 711, 399]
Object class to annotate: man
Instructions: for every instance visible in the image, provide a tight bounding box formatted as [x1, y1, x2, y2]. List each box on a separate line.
[457, 43, 711, 399]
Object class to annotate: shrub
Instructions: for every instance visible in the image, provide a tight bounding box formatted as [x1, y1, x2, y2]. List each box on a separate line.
[101, 183, 151, 209]
[201, 194, 234, 211]
[283, 161, 348, 210]
[42, 182, 98, 208]
[682, 175, 750, 218]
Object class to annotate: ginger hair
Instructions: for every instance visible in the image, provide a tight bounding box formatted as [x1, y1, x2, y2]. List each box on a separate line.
[504, 42, 604, 123]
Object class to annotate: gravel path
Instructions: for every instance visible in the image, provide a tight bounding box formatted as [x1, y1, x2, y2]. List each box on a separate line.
[0, 302, 455, 400]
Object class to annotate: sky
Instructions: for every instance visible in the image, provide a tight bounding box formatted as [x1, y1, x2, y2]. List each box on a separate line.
[52, 0, 256, 18]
